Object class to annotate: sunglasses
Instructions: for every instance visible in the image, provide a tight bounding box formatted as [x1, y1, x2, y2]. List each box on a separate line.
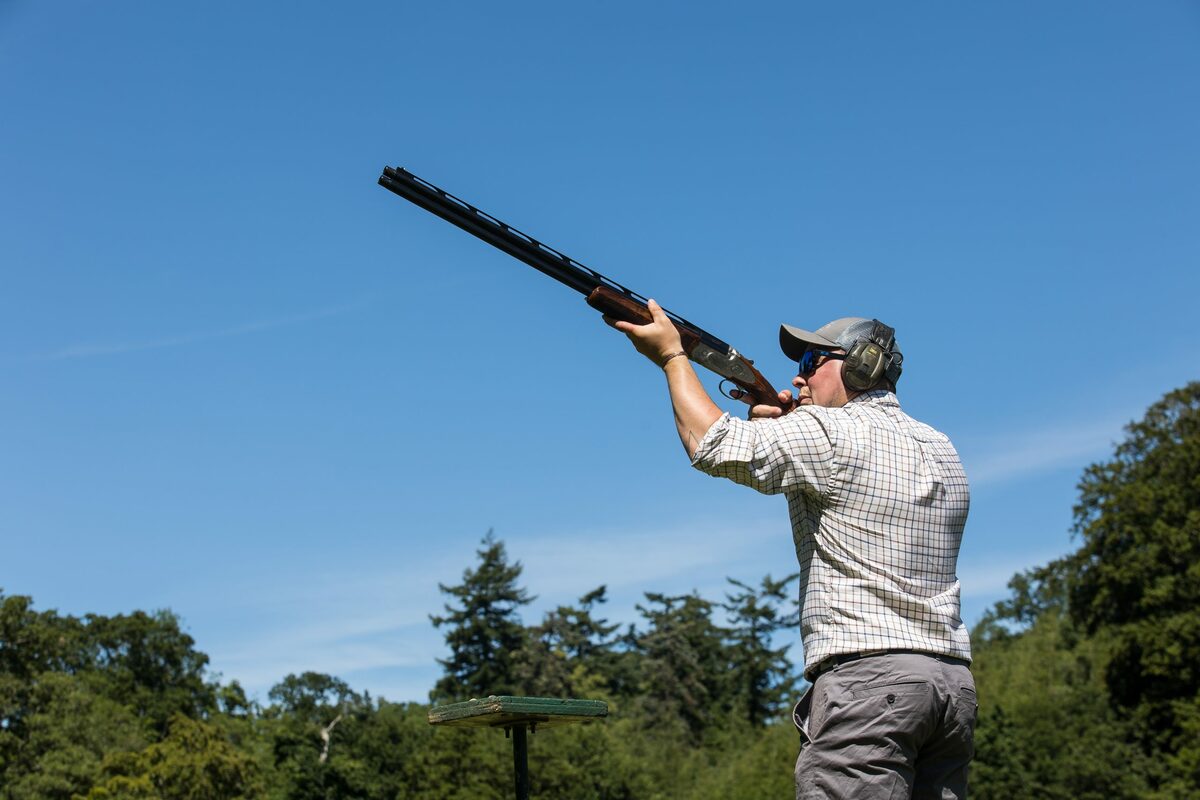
[797, 349, 846, 377]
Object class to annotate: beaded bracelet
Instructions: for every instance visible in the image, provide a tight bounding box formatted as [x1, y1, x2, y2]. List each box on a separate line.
[659, 351, 688, 368]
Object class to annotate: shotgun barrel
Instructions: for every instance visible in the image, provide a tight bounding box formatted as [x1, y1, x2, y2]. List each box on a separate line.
[377, 166, 785, 409]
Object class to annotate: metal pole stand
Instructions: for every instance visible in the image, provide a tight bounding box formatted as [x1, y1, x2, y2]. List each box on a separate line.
[428, 696, 609, 800]
[509, 721, 531, 800]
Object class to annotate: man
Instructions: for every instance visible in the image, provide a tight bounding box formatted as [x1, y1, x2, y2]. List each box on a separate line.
[607, 301, 976, 800]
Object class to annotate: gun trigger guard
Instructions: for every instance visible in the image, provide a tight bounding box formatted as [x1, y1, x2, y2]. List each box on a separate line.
[719, 380, 744, 402]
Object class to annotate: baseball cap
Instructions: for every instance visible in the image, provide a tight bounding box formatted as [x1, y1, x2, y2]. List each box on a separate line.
[779, 317, 889, 361]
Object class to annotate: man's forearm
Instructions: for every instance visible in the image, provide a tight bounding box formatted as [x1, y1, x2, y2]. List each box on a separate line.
[662, 358, 723, 458]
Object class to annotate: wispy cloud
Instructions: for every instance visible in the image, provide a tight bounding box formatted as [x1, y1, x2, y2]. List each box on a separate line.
[198, 560, 453, 700]
[31, 301, 366, 361]
[512, 517, 786, 599]
[956, 548, 1068, 598]
[210, 621, 440, 697]
[959, 416, 1127, 488]
[196, 516, 790, 700]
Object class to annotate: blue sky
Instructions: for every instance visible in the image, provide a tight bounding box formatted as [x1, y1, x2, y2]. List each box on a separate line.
[2, 1, 1197, 702]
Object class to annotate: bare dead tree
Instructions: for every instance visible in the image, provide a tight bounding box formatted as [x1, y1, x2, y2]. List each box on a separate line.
[318, 710, 344, 764]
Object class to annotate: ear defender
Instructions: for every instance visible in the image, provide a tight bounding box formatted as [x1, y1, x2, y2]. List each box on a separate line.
[841, 320, 897, 392]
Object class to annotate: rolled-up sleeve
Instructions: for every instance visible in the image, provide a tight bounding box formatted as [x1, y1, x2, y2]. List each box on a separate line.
[690, 411, 834, 496]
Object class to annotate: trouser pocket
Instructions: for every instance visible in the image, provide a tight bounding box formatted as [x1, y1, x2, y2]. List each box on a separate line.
[792, 684, 814, 744]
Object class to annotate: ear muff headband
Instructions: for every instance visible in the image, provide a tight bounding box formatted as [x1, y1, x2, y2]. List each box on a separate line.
[841, 320, 899, 392]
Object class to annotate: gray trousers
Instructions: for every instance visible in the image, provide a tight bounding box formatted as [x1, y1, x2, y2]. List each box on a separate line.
[793, 652, 977, 800]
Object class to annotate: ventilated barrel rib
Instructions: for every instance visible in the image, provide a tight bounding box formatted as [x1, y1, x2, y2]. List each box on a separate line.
[378, 166, 784, 409]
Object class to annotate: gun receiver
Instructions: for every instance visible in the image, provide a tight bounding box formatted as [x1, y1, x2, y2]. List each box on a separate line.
[377, 166, 785, 409]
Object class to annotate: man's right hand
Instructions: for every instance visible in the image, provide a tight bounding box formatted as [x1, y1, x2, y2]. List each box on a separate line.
[732, 388, 798, 419]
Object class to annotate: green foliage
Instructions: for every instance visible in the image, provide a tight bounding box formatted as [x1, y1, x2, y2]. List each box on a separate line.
[259, 672, 373, 800]
[430, 531, 534, 703]
[513, 586, 620, 699]
[0, 593, 87, 680]
[721, 575, 800, 727]
[0, 673, 146, 800]
[1066, 382, 1200, 759]
[1154, 694, 1200, 800]
[268, 672, 362, 723]
[0, 591, 217, 798]
[85, 610, 216, 730]
[687, 721, 799, 800]
[634, 592, 730, 739]
[341, 701, 438, 800]
[970, 381, 1200, 798]
[970, 605, 1150, 799]
[84, 714, 261, 800]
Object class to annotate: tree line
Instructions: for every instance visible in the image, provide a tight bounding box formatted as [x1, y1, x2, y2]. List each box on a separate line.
[1, 381, 1197, 798]
[428, 531, 800, 736]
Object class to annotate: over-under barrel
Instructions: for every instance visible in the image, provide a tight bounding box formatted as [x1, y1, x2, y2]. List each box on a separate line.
[377, 166, 784, 408]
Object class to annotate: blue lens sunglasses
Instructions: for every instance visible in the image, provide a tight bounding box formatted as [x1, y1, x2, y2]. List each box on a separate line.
[797, 349, 846, 377]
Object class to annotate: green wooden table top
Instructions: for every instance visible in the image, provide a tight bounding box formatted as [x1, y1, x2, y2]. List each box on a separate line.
[428, 696, 609, 729]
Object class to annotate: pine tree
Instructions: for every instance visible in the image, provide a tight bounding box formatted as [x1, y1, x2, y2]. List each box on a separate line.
[430, 532, 534, 703]
[514, 585, 619, 698]
[721, 574, 800, 727]
[635, 592, 730, 737]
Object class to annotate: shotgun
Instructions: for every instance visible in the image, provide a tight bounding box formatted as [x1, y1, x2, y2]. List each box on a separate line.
[377, 166, 785, 410]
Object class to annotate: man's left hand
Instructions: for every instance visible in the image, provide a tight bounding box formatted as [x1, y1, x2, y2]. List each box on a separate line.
[604, 299, 685, 366]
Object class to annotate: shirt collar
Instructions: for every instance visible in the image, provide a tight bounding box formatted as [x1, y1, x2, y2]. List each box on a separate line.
[847, 388, 899, 408]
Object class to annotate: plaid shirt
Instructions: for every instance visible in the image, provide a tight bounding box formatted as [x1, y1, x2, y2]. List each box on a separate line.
[692, 389, 972, 675]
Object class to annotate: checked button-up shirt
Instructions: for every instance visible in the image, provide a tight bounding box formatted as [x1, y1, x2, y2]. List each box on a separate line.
[691, 389, 972, 675]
